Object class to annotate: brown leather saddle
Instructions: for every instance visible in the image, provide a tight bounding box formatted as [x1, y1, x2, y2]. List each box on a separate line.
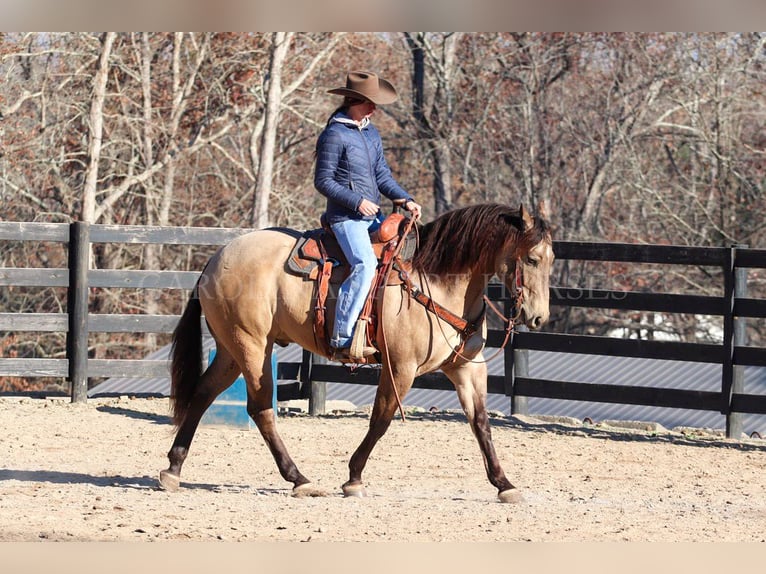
[286, 212, 416, 362]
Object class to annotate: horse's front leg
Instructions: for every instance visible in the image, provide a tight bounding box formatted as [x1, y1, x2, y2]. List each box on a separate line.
[342, 367, 412, 498]
[442, 360, 523, 503]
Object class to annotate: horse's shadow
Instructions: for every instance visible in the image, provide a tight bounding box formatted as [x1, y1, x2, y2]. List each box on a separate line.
[95, 404, 172, 425]
[0, 468, 255, 492]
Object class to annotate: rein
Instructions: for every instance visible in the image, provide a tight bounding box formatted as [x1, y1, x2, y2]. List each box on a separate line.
[376, 216, 526, 421]
[397, 257, 525, 365]
[377, 214, 419, 422]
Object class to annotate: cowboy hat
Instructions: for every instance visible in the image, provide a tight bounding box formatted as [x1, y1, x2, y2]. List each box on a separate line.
[327, 71, 398, 105]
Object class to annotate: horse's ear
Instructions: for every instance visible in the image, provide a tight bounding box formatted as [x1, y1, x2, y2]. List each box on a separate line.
[519, 204, 534, 232]
[536, 200, 548, 221]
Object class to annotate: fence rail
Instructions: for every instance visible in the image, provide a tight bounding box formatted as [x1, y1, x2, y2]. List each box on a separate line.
[2, 221, 765, 438]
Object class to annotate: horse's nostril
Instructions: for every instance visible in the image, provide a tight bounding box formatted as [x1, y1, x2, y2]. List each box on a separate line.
[531, 316, 542, 329]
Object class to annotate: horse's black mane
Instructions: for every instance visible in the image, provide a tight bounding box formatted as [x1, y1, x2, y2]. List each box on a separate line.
[410, 203, 550, 275]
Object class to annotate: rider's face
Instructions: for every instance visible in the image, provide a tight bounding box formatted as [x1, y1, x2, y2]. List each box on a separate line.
[348, 99, 376, 122]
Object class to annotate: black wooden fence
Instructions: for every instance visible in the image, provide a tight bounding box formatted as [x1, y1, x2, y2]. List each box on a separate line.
[0, 222, 252, 401]
[2, 221, 765, 437]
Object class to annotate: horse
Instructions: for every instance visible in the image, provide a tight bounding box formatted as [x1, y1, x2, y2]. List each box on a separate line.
[159, 203, 554, 502]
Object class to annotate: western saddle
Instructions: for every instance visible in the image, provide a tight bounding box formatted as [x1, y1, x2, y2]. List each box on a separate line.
[286, 212, 416, 364]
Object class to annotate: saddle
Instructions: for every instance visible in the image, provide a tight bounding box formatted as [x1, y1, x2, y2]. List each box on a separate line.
[286, 212, 416, 363]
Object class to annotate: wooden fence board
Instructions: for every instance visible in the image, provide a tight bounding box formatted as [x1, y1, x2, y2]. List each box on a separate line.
[485, 283, 513, 301]
[513, 377, 722, 411]
[87, 359, 169, 378]
[514, 332, 724, 363]
[735, 298, 766, 319]
[309, 364, 380, 385]
[89, 314, 180, 333]
[88, 269, 200, 289]
[552, 241, 726, 266]
[90, 224, 255, 245]
[0, 358, 68, 377]
[277, 363, 301, 381]
[0, 313, 68, 331]
[735, 249, 766, 269]
[0, 268, 69, 287]
[88, 314, 210, 334]
[309, 363, 506, 395]
[486, 329, 512, 348]
[729, 393, 766, 415]
[0, 222, 70, 242]
[551, 289, 724, 315]
[733, 346, 766, 368]
[0, 313, 209, 334]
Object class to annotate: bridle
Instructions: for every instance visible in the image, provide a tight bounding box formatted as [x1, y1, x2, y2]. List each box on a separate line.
[377, 215, 528, 419]
[396, 254, 526, 365]
[455, 256, 525, 364]
[510, 255, 526, 323]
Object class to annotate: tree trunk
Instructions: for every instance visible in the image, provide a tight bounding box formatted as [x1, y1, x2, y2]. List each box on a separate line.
[140, 32, 160, 350]
[82, 32, 116, 224]
[252, 32, 292, 229]
[406, 32, 461, 215]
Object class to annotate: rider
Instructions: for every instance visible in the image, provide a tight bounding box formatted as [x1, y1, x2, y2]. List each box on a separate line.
[314, 70, 422, 359]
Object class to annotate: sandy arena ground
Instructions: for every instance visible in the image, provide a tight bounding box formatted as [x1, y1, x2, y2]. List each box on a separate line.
[1, 396, 765, 542]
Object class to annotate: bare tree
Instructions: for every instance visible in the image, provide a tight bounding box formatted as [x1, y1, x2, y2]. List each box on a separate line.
[405, 32, 463, 215]
[82, 32, 116, 224]
[2, 33, 765, 391]
[251, 32, 292, 228]
[250, 32, 346, 228]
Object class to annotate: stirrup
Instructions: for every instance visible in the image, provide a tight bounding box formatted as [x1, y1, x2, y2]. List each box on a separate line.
[349, 318, 373, 359]
[332, 346, 378, 361]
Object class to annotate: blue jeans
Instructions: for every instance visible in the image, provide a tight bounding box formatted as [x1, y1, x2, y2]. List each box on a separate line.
[330, 216, 381, 348]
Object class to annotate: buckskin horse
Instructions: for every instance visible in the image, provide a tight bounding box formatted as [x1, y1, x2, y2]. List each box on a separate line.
[159, 203, 554, 502]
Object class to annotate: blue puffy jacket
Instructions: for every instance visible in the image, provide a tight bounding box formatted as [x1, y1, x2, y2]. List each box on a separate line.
[314, 110, 412, 224]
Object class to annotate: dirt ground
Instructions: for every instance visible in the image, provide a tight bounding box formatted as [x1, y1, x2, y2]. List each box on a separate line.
[1, 395, 765, 542]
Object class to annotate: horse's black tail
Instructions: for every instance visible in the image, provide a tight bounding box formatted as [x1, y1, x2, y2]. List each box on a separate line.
[169, 293, 203, 428]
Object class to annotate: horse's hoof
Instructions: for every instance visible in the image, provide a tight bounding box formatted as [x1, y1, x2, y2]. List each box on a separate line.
[292, 483, 328, 498]
[158, 470, 181, 492]
[498, 488, 524, 504]
[342, 482, 367, 498]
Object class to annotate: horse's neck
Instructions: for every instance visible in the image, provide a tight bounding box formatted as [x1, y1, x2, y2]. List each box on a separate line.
[419, 269, 488, 321]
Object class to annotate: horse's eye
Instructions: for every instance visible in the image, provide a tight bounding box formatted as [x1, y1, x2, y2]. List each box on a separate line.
[526, 257, 538, 268]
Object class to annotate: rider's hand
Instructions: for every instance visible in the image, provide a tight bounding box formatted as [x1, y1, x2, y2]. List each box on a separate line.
[358, 199, 380, 217]
[405, 200, 422, 220]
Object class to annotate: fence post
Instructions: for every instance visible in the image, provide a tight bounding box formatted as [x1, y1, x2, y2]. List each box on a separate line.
[512, 348, 530, 415]
[299, 348, 312, 401]
[67, 221, 90, 403]
[308, 353, 327, 415]
[510, 321, 529, 416]
[503, 296, 514, 411]
[726, 245, 748, 438]
[721, 246, 735, 424]
[504, 330, 515, 413]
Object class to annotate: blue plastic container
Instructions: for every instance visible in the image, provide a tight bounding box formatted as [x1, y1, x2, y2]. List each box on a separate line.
[201, 349, 278, 428]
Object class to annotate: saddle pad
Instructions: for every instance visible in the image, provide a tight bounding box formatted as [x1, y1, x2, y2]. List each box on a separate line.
[286, 229, 344, 281]
[285, 217, 415, 282]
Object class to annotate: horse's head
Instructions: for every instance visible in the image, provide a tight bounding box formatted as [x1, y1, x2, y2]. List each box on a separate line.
[409, 202, 554, 330]
[498, 205, 554, 330]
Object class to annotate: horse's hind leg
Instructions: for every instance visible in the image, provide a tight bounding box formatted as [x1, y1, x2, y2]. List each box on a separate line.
[442, 360, 522, 503]
[242, 339, 326, 497]
[159, 346, 240, 491]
